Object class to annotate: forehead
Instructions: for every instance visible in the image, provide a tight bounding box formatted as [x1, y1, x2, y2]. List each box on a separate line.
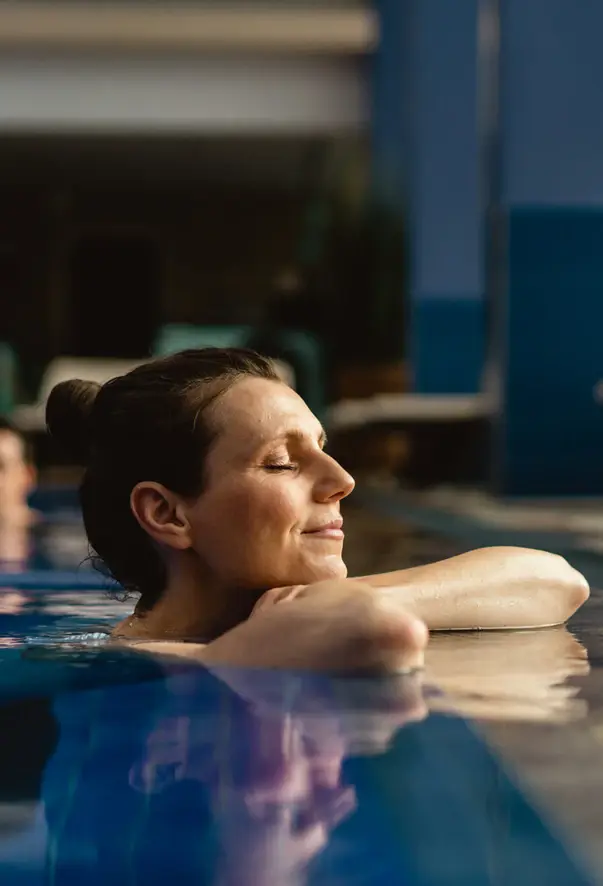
[212, 377, 323, 452]
[0, 431, 25, 464]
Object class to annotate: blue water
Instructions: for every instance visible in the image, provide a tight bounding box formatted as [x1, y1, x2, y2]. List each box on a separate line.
[0, 490, 596, 885]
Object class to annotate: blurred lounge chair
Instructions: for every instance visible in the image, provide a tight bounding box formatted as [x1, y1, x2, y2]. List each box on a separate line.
[11, 357, 144, 432]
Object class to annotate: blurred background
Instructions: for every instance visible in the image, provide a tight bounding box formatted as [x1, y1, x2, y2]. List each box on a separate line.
[1, 0, 602, 532]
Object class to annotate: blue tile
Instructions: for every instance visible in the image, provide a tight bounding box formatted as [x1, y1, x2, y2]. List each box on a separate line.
[497, 209, 603, 494]
[411, 296, 485, 394]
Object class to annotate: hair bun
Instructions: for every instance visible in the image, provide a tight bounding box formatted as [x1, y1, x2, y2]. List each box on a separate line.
[45, 379, 101, 464]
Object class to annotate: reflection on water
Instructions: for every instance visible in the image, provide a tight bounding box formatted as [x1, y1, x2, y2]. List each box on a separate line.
[0, 580, 597, 885]
[124, 670, 425, 886]
[426, 628, 590, 724]
[0, 589, 129, 651]
[0, 656, 593, 886]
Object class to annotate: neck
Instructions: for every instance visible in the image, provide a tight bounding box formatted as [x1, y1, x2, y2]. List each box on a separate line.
[0, 523, 30, 564]
[132, 552, 262, 641]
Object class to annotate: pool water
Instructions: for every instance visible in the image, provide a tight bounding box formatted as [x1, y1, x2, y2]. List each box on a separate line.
[0, 495, 599, 885]
[0, 612, 595, 886]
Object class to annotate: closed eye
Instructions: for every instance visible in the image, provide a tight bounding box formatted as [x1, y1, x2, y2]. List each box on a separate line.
[263, 463, 297, 472]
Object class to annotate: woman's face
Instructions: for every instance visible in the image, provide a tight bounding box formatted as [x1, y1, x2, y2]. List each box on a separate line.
[185, 377, 355, 592]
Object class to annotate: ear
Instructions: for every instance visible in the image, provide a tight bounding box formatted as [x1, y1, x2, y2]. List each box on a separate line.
[130, 482, 192, 551]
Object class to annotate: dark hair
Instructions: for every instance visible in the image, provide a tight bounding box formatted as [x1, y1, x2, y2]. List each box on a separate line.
[45, 348, 280, 608]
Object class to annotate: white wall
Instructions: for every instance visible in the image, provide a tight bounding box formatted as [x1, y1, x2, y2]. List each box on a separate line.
[0, 52, 369, 134]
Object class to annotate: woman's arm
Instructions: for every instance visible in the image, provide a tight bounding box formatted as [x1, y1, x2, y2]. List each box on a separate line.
[356, 547, 589, 630]
[125, 580, 427, 674]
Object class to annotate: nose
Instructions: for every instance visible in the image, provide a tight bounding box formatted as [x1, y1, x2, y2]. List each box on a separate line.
[314, 453, 355, 503]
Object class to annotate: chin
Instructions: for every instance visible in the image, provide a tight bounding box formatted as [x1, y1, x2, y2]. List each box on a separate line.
[311, 555, 348, 582]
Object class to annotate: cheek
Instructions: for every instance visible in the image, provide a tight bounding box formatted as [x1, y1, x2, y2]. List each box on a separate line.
[190, 480, 301, 554]
[188, 480, 307, 589]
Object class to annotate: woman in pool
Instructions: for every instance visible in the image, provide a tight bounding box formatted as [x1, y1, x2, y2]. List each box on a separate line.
[46, 349, 589, 674]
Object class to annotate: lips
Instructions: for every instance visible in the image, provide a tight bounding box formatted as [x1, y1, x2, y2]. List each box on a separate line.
[303, 518, 344, 539]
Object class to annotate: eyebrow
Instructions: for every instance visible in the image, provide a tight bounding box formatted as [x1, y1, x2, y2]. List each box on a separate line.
[275, 428, 328, 447]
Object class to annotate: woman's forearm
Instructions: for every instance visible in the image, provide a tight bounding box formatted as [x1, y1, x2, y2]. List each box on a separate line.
[356, 547, 589, 630]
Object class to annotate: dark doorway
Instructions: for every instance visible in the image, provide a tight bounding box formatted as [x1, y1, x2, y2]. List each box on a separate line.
[66, 234, 160, 358]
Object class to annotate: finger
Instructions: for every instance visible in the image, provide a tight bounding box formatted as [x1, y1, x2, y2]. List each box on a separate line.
[297, 785, 356, 830]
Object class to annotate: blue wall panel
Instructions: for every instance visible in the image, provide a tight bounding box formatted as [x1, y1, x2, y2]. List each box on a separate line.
[499, 209, 603, 495]
[412, 297, 485, 394]
[501, 0, 603, 206]
[374, 0, 483, 394]
[493, 1, 603, 494]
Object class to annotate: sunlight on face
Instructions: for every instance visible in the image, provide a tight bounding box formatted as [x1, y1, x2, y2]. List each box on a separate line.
[185, 378, 355, 591]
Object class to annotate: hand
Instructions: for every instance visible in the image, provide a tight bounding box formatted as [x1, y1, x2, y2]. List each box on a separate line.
[249, 579, 428, 675]
[250, 584, 307, 614]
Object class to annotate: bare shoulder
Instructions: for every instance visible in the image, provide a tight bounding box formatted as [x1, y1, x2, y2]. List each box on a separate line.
[111, 616, 135, 639]
[112, 637, 209, 662]
[110, 618, 209, 662]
